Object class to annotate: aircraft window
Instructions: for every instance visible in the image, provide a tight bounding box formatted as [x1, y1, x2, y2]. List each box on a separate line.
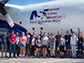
[32, 27, 35, 30]
[41, 27, 43, 30]
[20, 22, 22, 24]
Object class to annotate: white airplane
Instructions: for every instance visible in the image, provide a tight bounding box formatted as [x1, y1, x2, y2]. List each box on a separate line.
[0, 0, 84, 36]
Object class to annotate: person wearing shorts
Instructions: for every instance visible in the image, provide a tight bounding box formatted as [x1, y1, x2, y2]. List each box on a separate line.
[49, 33, 55, 58]
[20, 32, 27, 58]
[41, 33, 48, 58]
[59, 33, 65, 58]
[64, 31, 71, 58]
[9, 30, 17, 58]
[35, 35, 41, 58]
[1, 31, 8, 58]
[26, 31, 31, 57]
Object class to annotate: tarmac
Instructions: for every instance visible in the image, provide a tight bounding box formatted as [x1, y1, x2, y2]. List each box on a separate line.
[0, 57, 84, 63]
[0, 52, 84, 63]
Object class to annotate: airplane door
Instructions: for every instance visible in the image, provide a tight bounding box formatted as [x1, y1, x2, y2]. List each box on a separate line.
[70, 27, 80, 36]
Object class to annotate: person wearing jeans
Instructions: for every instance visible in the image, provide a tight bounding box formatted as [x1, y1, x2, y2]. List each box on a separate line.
[9, 30, 17, 58]
[9, 44, 16, 57]
[70, 32, 78, 58]
[71, 45, 77, 58]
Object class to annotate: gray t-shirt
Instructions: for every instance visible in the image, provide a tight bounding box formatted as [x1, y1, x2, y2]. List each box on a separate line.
[42, 36, 48, 45]
[59, 38, 65, 46]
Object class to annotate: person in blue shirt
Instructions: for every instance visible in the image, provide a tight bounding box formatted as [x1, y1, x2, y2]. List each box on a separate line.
[1, 31, 8, 58]
[49, 33, 55, 58]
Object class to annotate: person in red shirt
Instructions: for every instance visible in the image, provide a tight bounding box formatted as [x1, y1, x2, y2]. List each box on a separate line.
[20, 32, 27, 58]
[9, 30, 17, 58]
[55, 31, 61, 52]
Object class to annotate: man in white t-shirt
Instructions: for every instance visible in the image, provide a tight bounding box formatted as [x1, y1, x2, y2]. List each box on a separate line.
[70, 32, 78, 58]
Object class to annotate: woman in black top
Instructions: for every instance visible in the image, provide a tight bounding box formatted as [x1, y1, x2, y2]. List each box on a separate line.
[78, 32, 84, 58]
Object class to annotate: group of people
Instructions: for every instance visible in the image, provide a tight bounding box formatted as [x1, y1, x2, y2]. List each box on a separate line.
[0, 30, 84, 58]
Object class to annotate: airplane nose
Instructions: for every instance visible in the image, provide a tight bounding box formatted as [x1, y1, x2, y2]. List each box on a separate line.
[0, 1, 14, 27]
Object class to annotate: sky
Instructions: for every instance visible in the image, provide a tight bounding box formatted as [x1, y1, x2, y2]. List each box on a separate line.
[0, 0, 55, 5]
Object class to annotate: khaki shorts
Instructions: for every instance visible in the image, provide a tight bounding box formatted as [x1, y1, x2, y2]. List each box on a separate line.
[1, 44, 7, 50]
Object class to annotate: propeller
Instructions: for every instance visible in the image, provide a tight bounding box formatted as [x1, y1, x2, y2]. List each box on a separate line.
[0, 0, 14, 27]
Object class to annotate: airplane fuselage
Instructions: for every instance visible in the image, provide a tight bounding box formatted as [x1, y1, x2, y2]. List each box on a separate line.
[0, 0, 84, 36]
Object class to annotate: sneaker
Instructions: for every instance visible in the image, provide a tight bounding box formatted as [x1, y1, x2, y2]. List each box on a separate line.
[43, 56, 46, 58]
[80, 56, 82, 58]
[25, 54, 26, 57]
[51, 56, 53, 58]
[62, 56, 64, 58]
[1, 55, 3, 58]
[13, 56, 16, 58]
[77, 56, 79, 58]
[9, 56, 11, 58]
[17, 55, 19, 57]
[20, 56, 23, 58]
[60, 56, 62, 58]
[67, 56, 69, 58]
[38, 56, 40, 58]
[31, 56, 33, 58]
[53, 56, 55, 58]
[23, 56, 25, 58]
[35, 56, 36, 58]
[70, 56, 72, 58]
[28, 54, 30, 57]
[5, 55, 8, 58]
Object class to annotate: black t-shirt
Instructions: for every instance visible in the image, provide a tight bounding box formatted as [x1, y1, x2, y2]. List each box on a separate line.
[78, 37, 83, 45]
[64, 34, 71, 45]
[39, 34, 44, 40]
[1, 35, 8, 45]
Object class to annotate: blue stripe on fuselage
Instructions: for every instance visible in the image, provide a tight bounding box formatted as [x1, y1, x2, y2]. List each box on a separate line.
[0, 20, 27, 36]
